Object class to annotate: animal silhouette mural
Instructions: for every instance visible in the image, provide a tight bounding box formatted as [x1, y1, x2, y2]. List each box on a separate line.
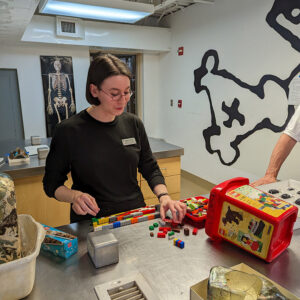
[266, 0, 300, 52]
[193, 0, 300, 166]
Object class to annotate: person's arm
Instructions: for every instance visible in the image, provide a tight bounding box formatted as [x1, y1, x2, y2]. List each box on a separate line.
[251, 133, 296, 187]
[43, 124, 99, 216]
[153, 184, 186, 223]
[136, 118, 186, 222]
[54, 185, 99, 216]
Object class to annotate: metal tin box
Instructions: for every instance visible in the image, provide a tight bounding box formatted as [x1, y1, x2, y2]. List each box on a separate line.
[31, 136, 41, 145]
[87, 230, 119, 268]
[37, 147, 49, 159]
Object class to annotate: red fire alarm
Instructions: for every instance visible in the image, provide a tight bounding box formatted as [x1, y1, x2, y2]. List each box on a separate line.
[178, 99, 182, 108]
[178, 46, 184, 56]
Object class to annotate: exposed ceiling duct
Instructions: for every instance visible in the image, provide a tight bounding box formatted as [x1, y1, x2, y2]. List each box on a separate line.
[0, 0, 214, 44]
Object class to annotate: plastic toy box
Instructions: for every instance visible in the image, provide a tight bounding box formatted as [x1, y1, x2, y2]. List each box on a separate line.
[41, 224, 78, 258]
[205, 177, 298, 262]
[180, 196, 209, 228]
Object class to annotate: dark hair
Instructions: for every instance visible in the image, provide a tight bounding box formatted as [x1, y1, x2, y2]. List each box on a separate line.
[86, 54, 132, 105]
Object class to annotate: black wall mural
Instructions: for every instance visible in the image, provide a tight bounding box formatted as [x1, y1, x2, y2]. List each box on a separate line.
[266, 0, 300, 52]
[222, 98, 245, 128]
[193, 0, 300, 166]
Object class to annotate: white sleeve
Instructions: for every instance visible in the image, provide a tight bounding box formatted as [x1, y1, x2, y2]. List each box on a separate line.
[284, 105, 300, 142]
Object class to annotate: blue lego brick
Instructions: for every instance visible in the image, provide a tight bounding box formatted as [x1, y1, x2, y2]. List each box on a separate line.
[113, 221, 121, 228]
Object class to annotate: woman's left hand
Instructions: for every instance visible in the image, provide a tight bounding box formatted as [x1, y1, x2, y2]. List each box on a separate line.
[159, 195, 187, 223]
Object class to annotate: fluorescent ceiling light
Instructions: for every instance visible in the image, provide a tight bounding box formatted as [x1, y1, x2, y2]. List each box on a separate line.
[39, 0, 155, 24]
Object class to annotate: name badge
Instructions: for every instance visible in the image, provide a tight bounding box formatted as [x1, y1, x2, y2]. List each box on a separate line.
[122, 137, 136, 146]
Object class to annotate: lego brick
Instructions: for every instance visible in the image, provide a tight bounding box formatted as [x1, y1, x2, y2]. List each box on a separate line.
[147, 214, 155, 220]
[149, 225, 154, 231]
[131, 218, 138, 224]
[132, 212, 143, 217]
[141, 208, 155, 215]
[193, 228, 198, 235]
[159, 220, 166, 226]
[184, 228, 190, 236]
[173, 238, 185, 249]
[109, 216, 117, 223]
[102, 223, 113, 230]
[137, 215, 149, 222]
[157, 232, 166, 238]
[153, 222, 159, 227]
[98, 217, 109, 225]
[120, 219, 131, 226]
[150, 232, 154, 237]
[154, 211, 160, 218]
[113, 221, 121, 228]
[94, 225, 103, 232]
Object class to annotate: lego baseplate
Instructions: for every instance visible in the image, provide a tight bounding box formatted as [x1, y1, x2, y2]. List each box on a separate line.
[258, 179, 300, 230]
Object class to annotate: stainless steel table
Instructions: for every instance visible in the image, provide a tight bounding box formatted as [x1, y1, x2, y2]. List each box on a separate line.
[27, 220, 300, 300]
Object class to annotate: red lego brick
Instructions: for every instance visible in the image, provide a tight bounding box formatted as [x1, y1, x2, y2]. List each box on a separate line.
[192, 228, 198, 235]
[157, 232, 166, 238]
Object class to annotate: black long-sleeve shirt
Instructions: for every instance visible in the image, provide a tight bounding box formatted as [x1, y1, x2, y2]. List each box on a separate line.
[43, 110, 165, 222]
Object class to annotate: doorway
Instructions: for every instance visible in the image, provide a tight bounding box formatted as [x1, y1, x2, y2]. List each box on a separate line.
[0, 69, 24, 142]
[89, 51, 139, 116]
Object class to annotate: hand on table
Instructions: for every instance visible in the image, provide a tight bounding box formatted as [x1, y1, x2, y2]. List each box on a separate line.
[250, 175, 277, 187]
[72, 192, 100, 216]
[159, 196, 187, 223]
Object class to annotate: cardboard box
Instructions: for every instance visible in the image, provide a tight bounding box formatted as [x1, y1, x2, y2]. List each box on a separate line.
[41, 224, 78, 258]
[190, 263, 299, 300]
[7, 157, 30, 165]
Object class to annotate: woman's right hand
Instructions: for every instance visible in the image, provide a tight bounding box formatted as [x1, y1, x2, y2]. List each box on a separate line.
[72, 191, 100, 216]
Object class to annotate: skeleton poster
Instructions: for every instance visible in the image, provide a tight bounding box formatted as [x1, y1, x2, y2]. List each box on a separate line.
[40, 56, 76, 137]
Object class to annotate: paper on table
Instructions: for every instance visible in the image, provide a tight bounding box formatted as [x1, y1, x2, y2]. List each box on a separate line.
[25, 145, 49, 156]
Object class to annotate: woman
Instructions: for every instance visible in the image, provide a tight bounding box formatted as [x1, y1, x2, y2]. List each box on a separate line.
[43, 54, 186, 223]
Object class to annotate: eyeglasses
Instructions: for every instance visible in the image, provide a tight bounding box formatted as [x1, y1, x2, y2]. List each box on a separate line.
[100, 88, 133, 101]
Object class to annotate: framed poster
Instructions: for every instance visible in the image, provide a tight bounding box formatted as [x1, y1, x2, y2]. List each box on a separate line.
[40, 56, 76, 137]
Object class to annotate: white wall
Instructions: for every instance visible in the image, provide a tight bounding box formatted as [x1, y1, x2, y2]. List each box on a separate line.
[142, 54, 162, 138]
[0, 44, 90, 138]
[23, 15, 171, 53]
[0, 14, 170, 139]
[157, 0, 300, 184]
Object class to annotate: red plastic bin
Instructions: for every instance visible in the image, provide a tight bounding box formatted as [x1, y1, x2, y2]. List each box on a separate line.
[205, 177, 298, 262]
